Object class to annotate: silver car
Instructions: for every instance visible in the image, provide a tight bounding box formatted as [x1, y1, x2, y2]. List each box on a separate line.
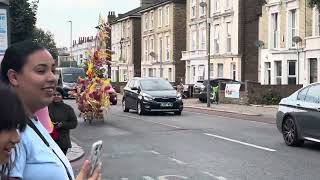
[276, 82, 320, 146]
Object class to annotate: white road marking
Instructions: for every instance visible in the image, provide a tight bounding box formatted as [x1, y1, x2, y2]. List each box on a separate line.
[169, 158, 188, 165]
[117, 114, 181, 129]
[149, 150, 161, 155]
[143, 176, 156, 180]
[202, 171, 227, 180]
[204, 133, 276, 152]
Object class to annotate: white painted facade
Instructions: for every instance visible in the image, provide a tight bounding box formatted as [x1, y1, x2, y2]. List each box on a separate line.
[182, 0, 241, 85]
[72, 38, 96, 66]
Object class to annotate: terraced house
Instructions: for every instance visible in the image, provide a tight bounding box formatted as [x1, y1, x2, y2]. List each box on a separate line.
[259, 0, 317, 85]
[140, 0, 186, 84]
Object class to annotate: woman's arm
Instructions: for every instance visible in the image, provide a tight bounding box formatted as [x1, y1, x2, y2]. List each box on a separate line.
[60, 106, 78, 130]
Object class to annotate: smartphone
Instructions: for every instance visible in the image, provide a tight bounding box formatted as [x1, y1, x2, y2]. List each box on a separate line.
[89, 140, 103, 176]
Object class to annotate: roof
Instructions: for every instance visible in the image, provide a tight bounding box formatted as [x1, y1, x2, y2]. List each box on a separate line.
[139, 0, 185, 13]
[110, 7, 142, 24]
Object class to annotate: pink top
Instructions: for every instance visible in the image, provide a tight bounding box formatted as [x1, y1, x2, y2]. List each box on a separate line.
[34, 107, 53, 133]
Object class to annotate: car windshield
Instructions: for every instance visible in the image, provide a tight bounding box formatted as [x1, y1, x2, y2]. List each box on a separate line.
[63, 73, 85, 83]
[140, 79, 174, 91]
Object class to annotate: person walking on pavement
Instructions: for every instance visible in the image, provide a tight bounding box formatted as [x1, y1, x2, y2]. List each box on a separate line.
[0, 41, 101, 180]
[49, 87, 78, 155]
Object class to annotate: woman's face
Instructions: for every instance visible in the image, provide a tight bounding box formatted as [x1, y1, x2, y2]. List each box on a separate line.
[53, 90, 63, 103]
[0, 129, 20, 164]
[9, 50, 57, 114]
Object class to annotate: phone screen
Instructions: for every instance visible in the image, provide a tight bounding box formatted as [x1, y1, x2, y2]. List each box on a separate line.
[89, 140, 103, 176]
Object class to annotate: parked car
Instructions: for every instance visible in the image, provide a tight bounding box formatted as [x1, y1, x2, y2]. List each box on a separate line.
[55, 67, 86, 98]
[198, 78, 238, 102]
[122, 77, 183, 115]
[276, 82, 320, 146]
[193, 80, 205, 94]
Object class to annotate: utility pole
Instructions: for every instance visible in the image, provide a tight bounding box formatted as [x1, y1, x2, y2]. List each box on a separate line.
[67, 20, 72, 67]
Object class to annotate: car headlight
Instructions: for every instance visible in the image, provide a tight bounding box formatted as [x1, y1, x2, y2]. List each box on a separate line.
[177, 93, 182, 100]
[144, 96, 153, 101]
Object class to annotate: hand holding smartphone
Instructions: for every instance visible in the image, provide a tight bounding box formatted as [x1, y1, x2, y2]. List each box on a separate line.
[89, 140, 103, 177]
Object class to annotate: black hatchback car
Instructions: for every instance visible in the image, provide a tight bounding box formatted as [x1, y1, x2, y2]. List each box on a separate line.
[122, 77, 183, 115]
[276, 82, 320, 146]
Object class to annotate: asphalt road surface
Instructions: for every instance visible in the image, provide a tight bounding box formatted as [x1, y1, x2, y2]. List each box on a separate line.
[66, 100, 320, 180]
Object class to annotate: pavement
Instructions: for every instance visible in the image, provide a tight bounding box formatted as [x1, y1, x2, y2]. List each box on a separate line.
[67, 95, 279, 163]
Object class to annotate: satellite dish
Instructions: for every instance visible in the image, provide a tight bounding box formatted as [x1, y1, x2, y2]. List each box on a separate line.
[254, 40, 264, 48]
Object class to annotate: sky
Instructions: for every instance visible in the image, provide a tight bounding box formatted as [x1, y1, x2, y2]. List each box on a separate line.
[36, 0, 140, 48]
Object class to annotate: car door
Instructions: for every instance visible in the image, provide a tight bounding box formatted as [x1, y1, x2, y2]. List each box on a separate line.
[298, 84, 320, 139]
[131, 80, 141, 109]
[123, 80, 134, 108]
[294, 86, 310, 136]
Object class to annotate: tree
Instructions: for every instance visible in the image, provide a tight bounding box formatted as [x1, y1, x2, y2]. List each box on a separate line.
[309, 0, 320, 10]
[32, 28, 59, 60]
[9, 0, 37, 43]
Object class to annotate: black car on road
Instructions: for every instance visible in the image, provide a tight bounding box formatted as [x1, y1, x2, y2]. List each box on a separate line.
[276, 82, 320, 146]
[122, 77, 183, 115]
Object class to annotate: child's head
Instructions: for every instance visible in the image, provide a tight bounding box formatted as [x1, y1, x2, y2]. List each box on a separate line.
[0, 85, 27, 165]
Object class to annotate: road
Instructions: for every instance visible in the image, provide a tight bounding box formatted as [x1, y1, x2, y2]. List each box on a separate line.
[66, 100, 320, 180]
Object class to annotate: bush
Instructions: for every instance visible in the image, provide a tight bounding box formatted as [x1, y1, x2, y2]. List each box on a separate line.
[262, 92, 282, 105]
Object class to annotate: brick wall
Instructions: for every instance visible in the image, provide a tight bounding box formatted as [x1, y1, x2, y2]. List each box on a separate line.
[173, 2, 186, 84]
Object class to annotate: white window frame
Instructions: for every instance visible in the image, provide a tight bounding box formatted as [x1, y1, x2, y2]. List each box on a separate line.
[198, 65, 205, 80]
[158, 8, 163, 27]
[144, 13, 149, 30]
[168, 68, 173, 82]
[217, 63, 223, 77]
[213, 0, 220, 13]
[288, 60, 297, 85]
[200, 27, 206, 50]
[150, 11, 154, 29]
[199, 0, 206, 17]
[165, 6, 170, 26]
[226, 22, 232, 53]
[230, 63, 236, 80]
[210, 63, 214, 78]
[191, 30, 197, 50]
[149, 37, 154, 61]
[318, 10, 320, 36]
[144, 38, 148, 62]
[271, 12, 279, 49]
[288, 9, 297, 48]
[214, 24, 220, 53]
[226, 0, 232, 10]
[158, 36, 163, 62]
[275, 61, 282, 85]
[165, 35, 170, 61]
[191, 0, 196, 19]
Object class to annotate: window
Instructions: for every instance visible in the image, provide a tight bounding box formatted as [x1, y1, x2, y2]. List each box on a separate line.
[199, 0, 206, 16]
[158, 8, 163, 27]
[191, 0, 196, 18]
[213, 0, 220, 12]
[165, 6, 170, 26]
[200, 27, 206, 49]
[198, 65, 205, 80]
[231, 63, 236, 80]
[275, 61, 282, 85]
[191, 30, 197, 50]
[288, 61, 297, 84]
[226, 0, 232, 9]
[218, 63, 223, 77]
[150, 11, 154, 29]
[318, 10, 320, 36]
[192, 66, 196, 83]
[144, 14, 149, 30]
[143, 68, 146, 77]
[148, 68, 153, 77]
[210, 63, 214, 77]
[271, 13, 279, 49]
[144, 39, 148, 62]
[149, 37, 154, 61]
[214, 24, 220, 53]
[305, 85, 320, 103]
[297, 87, 309, 101]
[226, 22, 232, 52]
[166, 36, 170, 61]
[168, 68, 172, 82]
[288, 9, 297, 48]
[159, 37, 163, 62]
[309, 58, 318, 83]
[265, 62, 271, 85]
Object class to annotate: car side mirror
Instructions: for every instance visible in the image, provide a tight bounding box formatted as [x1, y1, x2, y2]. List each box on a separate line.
[131, 87, 140, 91]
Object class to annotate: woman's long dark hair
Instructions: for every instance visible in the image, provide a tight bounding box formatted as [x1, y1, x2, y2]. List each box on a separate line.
[0, 84, 27, 179]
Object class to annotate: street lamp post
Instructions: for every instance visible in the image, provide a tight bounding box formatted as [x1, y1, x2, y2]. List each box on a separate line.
[67, 20, 72, 67]
[200, 0, 211, 108]
[293, 36, 302, 85]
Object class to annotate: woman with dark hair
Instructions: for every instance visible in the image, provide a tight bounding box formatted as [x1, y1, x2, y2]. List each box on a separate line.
[49, 87, 78, 154]
[0, 40, 101, 180]
[0, 85, 26, 179]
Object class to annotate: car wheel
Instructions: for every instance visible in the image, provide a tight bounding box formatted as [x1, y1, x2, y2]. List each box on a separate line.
[137, 102, 144, 115]
[282, 116, 304, 146]
[122, 99, 129, 112]
[112, 101, 117, 105]
[174, 111, 182, 115]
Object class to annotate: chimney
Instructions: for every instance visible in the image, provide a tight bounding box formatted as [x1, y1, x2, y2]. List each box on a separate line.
[140, 0, 154, 8]
[107, 11, 116, 23]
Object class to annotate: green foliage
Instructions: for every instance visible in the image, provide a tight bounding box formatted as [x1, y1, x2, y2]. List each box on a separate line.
[309, 0, 320, 10]
[32, 28, 58, 59]
[9, 0, 37, 43]
[262, 92, 282, 105]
